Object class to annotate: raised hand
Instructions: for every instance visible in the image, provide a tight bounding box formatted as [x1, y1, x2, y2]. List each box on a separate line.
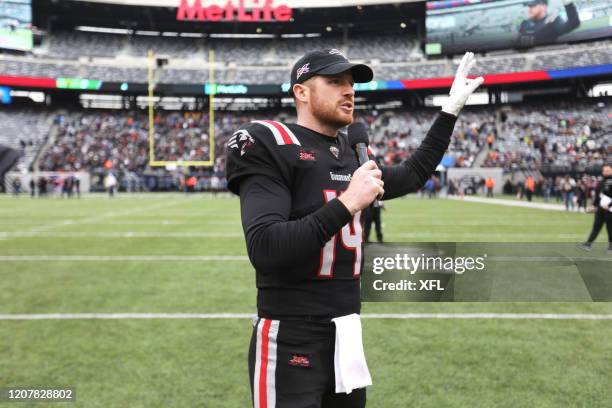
[442, 52, 484, 117]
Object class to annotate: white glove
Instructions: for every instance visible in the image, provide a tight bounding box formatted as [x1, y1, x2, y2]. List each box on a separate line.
[442, 52, 484, 117]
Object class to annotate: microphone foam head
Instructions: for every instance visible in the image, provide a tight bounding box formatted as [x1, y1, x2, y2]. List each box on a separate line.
[347, 122, 369, 147]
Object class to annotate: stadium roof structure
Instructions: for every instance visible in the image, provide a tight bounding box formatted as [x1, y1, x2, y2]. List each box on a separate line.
[69, 0, 420, 8]
[35, 0, 424, 36]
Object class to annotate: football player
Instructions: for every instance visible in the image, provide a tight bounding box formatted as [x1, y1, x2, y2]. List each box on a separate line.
[226, 49, 483, 408]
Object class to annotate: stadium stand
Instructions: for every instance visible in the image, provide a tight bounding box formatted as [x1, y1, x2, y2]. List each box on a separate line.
[367, 107, 495, 168]
[81, 65, 149, 83]
[531, 42, 612, 71]
[126, 35, 205, 58]
[485, 101, 611, 171]
[346, 34, 422, 62]
[46, 32, 130, 59]
[0, 109, 56, 171]
[37, 110, 252, 175]
[0, 57, 79, 79]
[158, 67, 210, 85]
[373, 62, 449, 81]
[472, 56, 527, 76]
[23, 100, 606, 187]
[1, 32, 610, 83]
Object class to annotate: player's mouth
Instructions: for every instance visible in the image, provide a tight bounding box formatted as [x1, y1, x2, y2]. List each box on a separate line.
[339, 102, 353, 112]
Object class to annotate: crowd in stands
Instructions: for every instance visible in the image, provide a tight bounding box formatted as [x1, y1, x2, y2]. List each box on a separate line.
[364, 107, 495, 169]
[36, 109, 265, 191]
[531, 44, 612, 71]
[7, 98, 597, 192]
[0, 109, 54, 170]
[0, 31, 609, 83]
[483, 101, 610, 171]
[0, 59, 79, 79]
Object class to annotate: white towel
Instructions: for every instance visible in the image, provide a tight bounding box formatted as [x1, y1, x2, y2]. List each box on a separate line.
[332, 313, 373, 394]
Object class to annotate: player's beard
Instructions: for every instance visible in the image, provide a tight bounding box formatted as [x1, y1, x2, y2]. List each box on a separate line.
[309, 90, 353, 129]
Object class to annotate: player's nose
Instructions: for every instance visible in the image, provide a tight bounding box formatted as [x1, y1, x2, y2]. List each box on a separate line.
[343, 83, 355, 98]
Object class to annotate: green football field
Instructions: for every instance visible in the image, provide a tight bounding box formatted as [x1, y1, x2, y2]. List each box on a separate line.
[0, 194, 610, 407]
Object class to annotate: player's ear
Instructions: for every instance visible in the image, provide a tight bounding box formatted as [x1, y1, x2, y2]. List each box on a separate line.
[293, 84, 309, 103]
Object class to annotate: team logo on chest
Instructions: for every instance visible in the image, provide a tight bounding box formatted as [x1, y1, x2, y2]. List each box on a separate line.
[329, 145, 340, 159]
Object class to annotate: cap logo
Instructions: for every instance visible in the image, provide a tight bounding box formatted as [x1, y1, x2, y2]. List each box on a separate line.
[329, 49, 342, 55]
[296, 63, 310, 80]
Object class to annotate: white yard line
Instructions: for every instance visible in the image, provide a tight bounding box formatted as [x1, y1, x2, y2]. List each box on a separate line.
[9, 198, 193, 237]
[386, 232, 585, 239]
[447, 196, 576, 212]
[0, 313, 610, 321]
[0, 255, 249, 261]
[0, 231, 243, 238]
[361, 313, 612, 320]
[1, 254, 609, 262]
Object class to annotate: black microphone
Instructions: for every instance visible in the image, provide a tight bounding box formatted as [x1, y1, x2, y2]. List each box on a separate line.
[347, 122, 381, 208]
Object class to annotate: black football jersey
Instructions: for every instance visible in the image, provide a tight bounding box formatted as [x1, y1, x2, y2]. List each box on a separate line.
[227, 120, 365, 317]
[594, 176, 612, 207]
[226, 113, 457, 318]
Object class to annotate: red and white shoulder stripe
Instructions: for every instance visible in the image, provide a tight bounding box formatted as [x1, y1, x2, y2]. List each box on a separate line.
[252, 120, 301, 146]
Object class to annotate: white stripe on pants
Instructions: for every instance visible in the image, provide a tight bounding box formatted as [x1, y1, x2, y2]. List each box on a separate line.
[254, 318, 279, 408]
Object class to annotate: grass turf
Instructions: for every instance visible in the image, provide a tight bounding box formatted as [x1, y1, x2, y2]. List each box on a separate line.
[0, 194, 610, 407]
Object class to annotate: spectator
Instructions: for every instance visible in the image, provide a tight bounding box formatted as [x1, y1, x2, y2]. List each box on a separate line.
[485, 177, 495, 198]
[563, 175, 576, 211]
[29, 177, 36, 198]
[105, 172, 117, 197]
[525, 175, 536, 202]
[12, 178, 21, 196]
[486, 133, 494, 149]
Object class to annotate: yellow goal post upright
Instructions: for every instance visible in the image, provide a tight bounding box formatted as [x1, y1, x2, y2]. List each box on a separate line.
[147, 49, 216, 167]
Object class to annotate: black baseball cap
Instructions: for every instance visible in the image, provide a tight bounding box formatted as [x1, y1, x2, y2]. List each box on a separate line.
[527, 0, 547, 6]
[289, 49, 373, 96]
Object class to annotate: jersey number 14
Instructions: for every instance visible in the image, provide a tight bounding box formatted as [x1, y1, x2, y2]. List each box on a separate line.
[317, 190, 363, 278]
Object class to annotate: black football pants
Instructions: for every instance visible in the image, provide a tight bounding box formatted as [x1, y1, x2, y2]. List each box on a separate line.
[587, 209, 612, 244]
[364, 207, 382, 243]
[248, 317, 366, 408]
